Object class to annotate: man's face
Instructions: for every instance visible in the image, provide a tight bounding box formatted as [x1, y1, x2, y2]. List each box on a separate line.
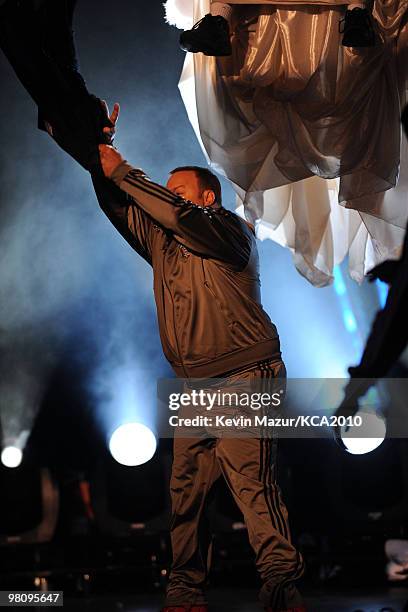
[166, 170, 215, 207]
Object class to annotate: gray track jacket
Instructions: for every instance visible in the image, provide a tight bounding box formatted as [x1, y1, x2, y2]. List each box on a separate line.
[92, 162, 281, 378]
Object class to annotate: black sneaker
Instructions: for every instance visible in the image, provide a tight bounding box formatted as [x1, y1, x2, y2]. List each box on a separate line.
[340, 7, 376, 47]
[179, 13, 231, 56]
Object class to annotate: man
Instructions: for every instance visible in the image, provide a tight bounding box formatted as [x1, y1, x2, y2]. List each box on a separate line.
[1, 1, 305, 610]
[97, 141, 305, 612]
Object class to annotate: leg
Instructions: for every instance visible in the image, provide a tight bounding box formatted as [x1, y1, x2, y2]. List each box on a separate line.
[216, 436, 304, 609]
[164, 437, 222, 607]
[214, 360, 305, 610]
[178, 0, 375, 54]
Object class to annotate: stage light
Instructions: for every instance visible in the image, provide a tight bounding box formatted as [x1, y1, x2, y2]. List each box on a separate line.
[333, 267, 347, 296]
[1, 446, 23, 468]
[341, 412, 386, 455]
[109, 423, 157, 466]
[343, 308, 358, 333]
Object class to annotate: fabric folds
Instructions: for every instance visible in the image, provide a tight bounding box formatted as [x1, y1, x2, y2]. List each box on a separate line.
[171, 0, 408, 285]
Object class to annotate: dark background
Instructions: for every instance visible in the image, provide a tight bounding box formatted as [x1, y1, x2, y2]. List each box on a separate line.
[1, 3, 407, 607]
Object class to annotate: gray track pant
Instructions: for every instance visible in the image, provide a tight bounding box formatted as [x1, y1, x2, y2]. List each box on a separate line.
[164, 359, 305, 609]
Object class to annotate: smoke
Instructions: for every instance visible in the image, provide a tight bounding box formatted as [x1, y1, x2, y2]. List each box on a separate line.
[0, 0, 210, 447]
[0, 0, 382, 456]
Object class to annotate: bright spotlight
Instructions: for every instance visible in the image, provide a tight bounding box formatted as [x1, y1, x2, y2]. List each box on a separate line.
[1, 446, 23, 468]
[109, 423, 157, 466]
[341, 412, 386, 455]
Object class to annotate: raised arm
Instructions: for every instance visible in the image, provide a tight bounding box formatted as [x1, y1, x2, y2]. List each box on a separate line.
[99, 146, 252, 268]
[92, 172, 155, 265]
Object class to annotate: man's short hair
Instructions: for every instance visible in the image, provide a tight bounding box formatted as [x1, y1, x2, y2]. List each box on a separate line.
[169, 165, 222, 205]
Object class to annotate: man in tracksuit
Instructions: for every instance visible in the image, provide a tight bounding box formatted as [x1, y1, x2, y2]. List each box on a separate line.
[97, 146, 306, 612]
[0, 1, 305, 610]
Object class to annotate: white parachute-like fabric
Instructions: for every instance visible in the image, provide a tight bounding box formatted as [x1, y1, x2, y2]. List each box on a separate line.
[165, 0, 408, 286]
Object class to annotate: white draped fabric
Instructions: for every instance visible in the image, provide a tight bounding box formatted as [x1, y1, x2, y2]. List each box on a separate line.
[166, 0, 408, 285]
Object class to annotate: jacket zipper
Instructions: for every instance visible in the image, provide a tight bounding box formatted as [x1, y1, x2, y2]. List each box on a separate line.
[162, 249, 189, 378]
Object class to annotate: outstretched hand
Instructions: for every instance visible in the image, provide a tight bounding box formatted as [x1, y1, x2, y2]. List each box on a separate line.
[98, 101, 125, 178]
[100, 100, 120, 144]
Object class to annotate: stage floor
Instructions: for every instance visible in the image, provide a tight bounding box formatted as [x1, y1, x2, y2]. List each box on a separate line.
[63, 586, 408, 612]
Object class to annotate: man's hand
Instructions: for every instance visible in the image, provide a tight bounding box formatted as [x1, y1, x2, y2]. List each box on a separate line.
[98, 101, 125, 177]
[99, 144, 125, 178]
[100, 100, 120, 144]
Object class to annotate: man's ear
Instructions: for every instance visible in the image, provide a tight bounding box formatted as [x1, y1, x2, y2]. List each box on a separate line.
[203, 189, 216, 206]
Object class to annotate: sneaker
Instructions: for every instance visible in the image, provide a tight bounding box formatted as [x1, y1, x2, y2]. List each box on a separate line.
[340, 7, 376, 47]
[179, 13, 231, 56]
[161, 607, 208, 612]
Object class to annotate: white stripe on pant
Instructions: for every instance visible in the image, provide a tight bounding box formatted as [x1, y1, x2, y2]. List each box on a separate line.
[164, 359, 305, 608]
